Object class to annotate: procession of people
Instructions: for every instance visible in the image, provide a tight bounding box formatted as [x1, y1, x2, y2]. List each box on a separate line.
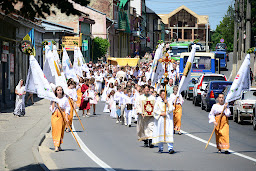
[16, 44, 233, 156]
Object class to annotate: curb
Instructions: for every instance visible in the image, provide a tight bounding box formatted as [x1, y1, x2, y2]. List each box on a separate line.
[32, 124, 51, 171]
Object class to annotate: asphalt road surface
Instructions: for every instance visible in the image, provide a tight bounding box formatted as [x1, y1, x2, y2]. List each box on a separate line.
[44, 100, 256, 171]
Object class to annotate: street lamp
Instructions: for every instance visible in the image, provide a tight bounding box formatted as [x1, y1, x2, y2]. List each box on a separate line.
[165, 30, 171, 42]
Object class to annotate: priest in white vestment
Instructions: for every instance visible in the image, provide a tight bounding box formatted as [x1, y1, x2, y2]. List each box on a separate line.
[136, 85, 155, 148]
[152, 90, 175, 154]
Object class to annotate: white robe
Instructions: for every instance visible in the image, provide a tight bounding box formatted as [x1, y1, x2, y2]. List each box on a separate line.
[136, 94, 155, 141]
[95, 75, 103, 93]
[152, 99, 175, 144]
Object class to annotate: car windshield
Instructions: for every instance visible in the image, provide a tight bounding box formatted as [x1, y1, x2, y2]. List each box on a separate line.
[242, 91, 256, 100]
[215, 54, 225, 59]
[202, 76, 226, 83]
[171, 48, 188, 55]
[184, 56, 211, 70]
[211, 82, 232, 90]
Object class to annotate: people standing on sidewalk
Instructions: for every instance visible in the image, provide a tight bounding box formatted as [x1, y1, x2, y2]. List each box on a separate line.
[50, 86, 70, 152]
[152, 90, 175, 154]
[208, 93, 231, 154]
[13, 79, 26, 117]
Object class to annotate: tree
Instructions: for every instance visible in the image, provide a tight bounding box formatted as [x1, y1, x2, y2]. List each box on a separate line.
[0, 0, 90, 20]
[92, 37, 110, 61]
[211, 5, 234, 52]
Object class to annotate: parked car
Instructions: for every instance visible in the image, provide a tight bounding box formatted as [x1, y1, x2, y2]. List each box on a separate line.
[192, 74, 227, 106]
[184, 75, 200, 100]
[233, 88, 256, 124]
[201, 81, 232, 112]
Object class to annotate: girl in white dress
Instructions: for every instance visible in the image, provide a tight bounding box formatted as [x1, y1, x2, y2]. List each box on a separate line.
[14, 79, 26, 117]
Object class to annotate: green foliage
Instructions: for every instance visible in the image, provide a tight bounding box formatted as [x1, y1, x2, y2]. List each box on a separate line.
[1, 0, 90, 20]
[211, 5, 234, 52]
[73, 41, 78, 45]
[247, 47, 255, 54]
[93, 37, 110, 60]
[52, 40, 56, 45]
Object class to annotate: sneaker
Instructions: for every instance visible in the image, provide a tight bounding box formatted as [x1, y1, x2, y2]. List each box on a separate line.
[119, 120, 122, 123]
[134, 121, 137, 124]
[125, 123, 127, 126]
[128, 124, 131, 127]
[93, 112, 96, 115]
[218, 149, 221, 153]
[82, 114, 85, 117]
[86, 115, 90, 118]
[116, 121, 119, 124]
[178, 132, 182, 135]
[169, 149, 175, 154]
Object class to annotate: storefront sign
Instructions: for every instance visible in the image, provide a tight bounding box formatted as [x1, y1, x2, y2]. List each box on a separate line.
[82, 40, 88, 51]
[2, 41, 9, 54]
[10, 54, 14, 72]
[62, 36, 80, 51]
[1, 53, 7, 62]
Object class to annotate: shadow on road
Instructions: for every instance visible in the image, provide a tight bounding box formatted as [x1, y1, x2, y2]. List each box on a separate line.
[13, 164, 182, 171]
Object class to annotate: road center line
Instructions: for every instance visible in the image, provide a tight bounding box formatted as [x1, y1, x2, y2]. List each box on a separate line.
[72, 124, 116, 171]
[180, 130, 256, 163]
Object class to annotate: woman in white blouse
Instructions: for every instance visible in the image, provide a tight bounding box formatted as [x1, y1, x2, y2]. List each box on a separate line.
[50, 86, 71, 152]
[208, 93, 231, 154]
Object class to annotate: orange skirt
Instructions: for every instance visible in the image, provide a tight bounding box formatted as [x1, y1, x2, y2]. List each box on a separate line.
[51, 109, 65, 147]
[215, 115, 230, 150]
[77, 88, 82, 107]
[68, 99, 74, 127]
[173, 104, 182, 131]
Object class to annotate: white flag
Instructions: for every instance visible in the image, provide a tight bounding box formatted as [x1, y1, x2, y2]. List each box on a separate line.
[225, 54, 251, 103]
[74, 46, 83, 77]
[52, 45, 60, 64]
[177, 44, 197, 95]
[25, 55, 58, 102]
[150, 43, 164, 85]
[62, 48, 79, 83]
[77, 47, 90, 73]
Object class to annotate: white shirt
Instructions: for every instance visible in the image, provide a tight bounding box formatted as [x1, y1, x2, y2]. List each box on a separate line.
[123, 95, 135, 106]
[208, 104, 231, 123]
[169, 94, 184, 105]
[114, 91, 123, 106]
[50, 97, 71, 115]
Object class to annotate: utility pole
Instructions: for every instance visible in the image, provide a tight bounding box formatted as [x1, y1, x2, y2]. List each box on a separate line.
[238, 0, 243, 61]
[232, 0, 238, 80]
[245, 0, 251, 51]
[206, 21, 209, 52]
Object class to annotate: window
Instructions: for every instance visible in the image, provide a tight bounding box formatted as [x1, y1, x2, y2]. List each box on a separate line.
[184, 56, 211, 70]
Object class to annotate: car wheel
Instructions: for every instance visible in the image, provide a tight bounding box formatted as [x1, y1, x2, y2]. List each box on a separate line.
[201, 100, 205, 110]
[237, 111, 243, 124]
[253, 115, 256, 130]
[233, 110, 238, 123]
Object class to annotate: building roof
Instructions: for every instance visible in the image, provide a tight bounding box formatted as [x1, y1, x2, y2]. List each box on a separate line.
[158, 5, 208, 25]
[40, 19, 75, 34]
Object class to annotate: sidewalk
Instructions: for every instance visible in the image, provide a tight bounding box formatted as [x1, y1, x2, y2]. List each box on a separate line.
[0, 99, 51, 171]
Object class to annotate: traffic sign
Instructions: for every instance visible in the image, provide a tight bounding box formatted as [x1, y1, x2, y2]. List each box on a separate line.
[220, 38, 224, 43]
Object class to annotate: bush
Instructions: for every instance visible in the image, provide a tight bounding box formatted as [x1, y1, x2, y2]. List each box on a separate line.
[93, 37, 110, 61]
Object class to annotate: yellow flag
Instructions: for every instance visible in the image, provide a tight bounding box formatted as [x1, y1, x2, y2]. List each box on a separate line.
[23, 34, 36, 56]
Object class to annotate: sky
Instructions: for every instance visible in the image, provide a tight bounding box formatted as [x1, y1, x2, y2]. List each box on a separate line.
[145, 0, 234, 30]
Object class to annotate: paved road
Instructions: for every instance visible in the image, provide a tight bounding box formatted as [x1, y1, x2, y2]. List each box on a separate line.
[42, 100, 256, 171]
